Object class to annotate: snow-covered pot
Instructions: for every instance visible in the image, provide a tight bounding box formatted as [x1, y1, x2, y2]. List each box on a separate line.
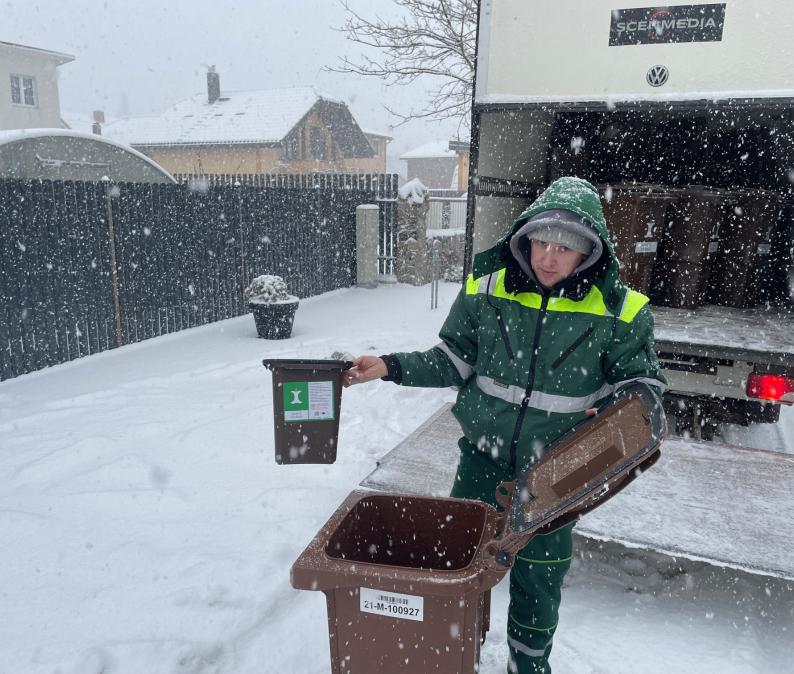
[244, 275, 299, 339]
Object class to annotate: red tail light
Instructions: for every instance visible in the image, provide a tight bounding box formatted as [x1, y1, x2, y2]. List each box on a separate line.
[746, 373, 794, 404]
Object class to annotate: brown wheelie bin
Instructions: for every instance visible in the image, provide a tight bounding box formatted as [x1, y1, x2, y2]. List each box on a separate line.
[291, 383, 666, 674]
[263, 359, 351, 464]
[710, 189, 783, 308]
[599, 184, 675, 294]
[653, 186, 726, 308]
[699, 199, 734, 305]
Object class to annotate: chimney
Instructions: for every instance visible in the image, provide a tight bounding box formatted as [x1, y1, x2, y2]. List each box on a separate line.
[207, 66, 220, 104]
[92, 110, 105, 135]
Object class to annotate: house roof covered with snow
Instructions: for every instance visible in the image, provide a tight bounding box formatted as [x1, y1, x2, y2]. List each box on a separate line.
[399, 141, 457, 160]
[362, 130, 393, 140]
[102, 87, 344, 147]
[61, 112, 96, 135]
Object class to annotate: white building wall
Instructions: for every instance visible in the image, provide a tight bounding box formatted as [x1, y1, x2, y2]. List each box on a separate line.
[0, 43, 70, 130]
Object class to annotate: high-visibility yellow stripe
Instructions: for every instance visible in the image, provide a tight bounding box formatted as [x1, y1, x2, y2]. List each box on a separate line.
[516, 554, 573, 564]
[619, 289, 649, 323]
[509, 614, 557, 633]
[468, 268, 613, 317]
[547, 286, 611, 317]
[491, 268, 543, 309]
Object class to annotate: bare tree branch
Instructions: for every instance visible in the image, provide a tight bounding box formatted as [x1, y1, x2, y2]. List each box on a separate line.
[329, 0, 477, 130]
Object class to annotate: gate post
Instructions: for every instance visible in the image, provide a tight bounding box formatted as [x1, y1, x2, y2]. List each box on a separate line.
[356, 205, 379, 288]
[103, 179, 124, 347]
[395, 180, 431, 285]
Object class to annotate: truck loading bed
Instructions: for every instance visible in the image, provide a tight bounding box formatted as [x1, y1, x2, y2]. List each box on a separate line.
[652, 305, 794, 368]
[650, 306, 794, 435]
[361, 404, 794, 582]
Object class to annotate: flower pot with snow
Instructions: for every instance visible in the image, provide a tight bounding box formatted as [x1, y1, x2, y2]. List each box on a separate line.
[244, 275, 299, 339]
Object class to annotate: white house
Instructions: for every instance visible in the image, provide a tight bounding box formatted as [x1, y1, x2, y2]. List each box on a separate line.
[399, 141, 460, 191]
[0, 40, 74, 131]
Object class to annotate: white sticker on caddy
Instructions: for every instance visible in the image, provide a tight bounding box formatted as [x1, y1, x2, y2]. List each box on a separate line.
[635, 241, 658, 254]
[360, 587, 424, 621]
[308, 381, 334, 420]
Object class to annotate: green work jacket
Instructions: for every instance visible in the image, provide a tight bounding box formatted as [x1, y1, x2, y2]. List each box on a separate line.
[391, 177, 666, 474]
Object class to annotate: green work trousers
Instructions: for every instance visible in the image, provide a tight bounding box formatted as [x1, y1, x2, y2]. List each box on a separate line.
[450, 439, 574, 674]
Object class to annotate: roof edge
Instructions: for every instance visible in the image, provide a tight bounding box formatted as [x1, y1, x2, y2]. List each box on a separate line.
[131, 140, 283, 148]
[0, 40, 75, 64]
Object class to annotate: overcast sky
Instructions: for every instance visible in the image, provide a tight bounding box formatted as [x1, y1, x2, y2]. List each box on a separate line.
[3, 0, 464, 173]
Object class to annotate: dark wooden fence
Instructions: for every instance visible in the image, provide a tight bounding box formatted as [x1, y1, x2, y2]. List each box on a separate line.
[175, 173, 399, 276]
[0, 174, 397, 381]
[173, 172, 395, 192]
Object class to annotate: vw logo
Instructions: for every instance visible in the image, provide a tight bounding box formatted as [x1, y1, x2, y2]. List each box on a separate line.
[646, 65, 669, 87]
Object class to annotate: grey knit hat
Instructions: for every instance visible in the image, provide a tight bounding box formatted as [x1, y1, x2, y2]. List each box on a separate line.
[509, 209, 604, 279]
[527, 226, 593, 255]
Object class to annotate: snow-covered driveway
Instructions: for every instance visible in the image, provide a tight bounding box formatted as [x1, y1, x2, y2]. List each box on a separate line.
[1, 283, 791, 673]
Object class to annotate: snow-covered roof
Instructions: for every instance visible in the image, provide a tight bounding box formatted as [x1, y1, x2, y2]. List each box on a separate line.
[102, 87, 340, 147]
[0, 128, 175, 181]
[399, 141, 457, 160]
[61, 113, 95, 135]
[362, 130, 393, 140]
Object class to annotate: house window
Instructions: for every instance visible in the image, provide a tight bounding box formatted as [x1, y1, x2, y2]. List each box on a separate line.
[310, 127, 327, 160]
[10, 74, 37, 106]
[283, 135, 302, 160]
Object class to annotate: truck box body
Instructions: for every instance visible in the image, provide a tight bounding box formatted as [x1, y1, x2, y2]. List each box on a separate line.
[476, 1, 794, 106]
[467, 1, 794, 436]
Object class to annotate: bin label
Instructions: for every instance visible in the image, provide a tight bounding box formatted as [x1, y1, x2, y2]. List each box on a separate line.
[708, 241, 719, 254]
[360, 587, 423, 622]
[634, 241, 658, 254]
[757, 243, 771, 255]
[283, 381, 335, 422]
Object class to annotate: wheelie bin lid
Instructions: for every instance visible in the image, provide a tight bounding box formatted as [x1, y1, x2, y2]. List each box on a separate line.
[263, 359, 353, 371]
[489, 382, 666, 565]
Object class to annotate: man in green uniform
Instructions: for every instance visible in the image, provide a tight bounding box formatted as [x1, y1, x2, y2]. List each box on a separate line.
[345, 176, 665, 673]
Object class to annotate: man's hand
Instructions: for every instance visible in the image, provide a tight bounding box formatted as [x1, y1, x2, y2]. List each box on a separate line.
[344, 355, 387, 387]
[585, 408, 598, 416]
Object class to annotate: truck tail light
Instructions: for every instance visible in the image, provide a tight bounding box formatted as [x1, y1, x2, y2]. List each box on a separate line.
[746, 373, 794, 404]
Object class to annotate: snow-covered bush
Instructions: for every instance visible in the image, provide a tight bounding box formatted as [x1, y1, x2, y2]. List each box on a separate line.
[398, 177, 427, 204]
[244, 275, 297, 304]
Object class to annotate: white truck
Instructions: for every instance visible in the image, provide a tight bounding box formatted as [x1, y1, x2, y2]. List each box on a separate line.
[465, 0, 794, 440]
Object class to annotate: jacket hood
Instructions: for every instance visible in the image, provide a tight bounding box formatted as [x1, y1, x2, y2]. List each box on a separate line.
[472, 177, 625, 307]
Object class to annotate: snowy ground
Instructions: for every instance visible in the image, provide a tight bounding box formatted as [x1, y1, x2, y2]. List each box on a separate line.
[1, 282, 792, 674]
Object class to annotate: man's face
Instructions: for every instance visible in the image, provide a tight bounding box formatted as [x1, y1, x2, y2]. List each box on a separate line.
[530, 239, 586, 289]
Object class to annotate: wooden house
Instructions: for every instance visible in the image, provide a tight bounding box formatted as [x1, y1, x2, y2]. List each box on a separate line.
[103, 69, 388, 176]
